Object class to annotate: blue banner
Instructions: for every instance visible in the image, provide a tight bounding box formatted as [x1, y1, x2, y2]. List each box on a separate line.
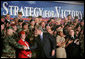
[1, 1, 84, 19]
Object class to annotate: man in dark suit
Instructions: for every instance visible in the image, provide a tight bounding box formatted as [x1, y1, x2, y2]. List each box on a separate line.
[30, 26, 56, 58]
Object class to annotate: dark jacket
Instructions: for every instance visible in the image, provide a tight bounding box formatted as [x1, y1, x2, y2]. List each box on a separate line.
[30, 32, 56, 58]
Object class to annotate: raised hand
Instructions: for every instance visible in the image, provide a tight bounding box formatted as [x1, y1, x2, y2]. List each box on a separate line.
[51, 49, 55, 56]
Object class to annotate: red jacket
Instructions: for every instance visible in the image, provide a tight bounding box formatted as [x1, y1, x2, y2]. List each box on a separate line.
[18, 39, 32, 58]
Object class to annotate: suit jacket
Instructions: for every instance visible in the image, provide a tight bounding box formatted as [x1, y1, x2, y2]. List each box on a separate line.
[30, 32, 56, 58]
[18, 39, 32, 58]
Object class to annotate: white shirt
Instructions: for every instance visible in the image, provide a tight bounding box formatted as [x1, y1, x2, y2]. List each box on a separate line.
[40, 32, 43, 40]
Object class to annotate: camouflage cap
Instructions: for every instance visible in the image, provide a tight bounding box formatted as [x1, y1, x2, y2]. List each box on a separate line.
[57, 28, 63, 32]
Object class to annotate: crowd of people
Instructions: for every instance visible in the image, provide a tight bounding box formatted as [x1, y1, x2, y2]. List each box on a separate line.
[1, 12, 84, 58]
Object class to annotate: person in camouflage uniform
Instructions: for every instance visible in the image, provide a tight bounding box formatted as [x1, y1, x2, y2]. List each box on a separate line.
[1, 26, 28, 58]
[17, 19, 23, 33]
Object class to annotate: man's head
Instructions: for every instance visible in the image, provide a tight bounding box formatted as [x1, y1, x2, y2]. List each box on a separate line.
[18, 19, 23, 25]
[64, 17, 68, 23]
[80, 20, 84, 26]
[47, 28, 53, 35]
[6, 14, 10, 20]
[46, 25, 51, 31]
[6, 26, 14, 35]
[18, 12, 22, 18]
[35, 26, 43, 35]
[38, 16, 42, 22]
[34, 17, 39, 23]
[40, 21, 45, 28]
[22, 22, 28, 29]
[67, 15, 71, 20]
[56, 18, 61, 25]
[11, 24, 17, 31]
[57, 29, 63, 36]
[74, 16, 79, 22]
[69, 30, 74, 36]
[50, 18, 55, 23]
[55, 25, 62, 31]
[30, 19, 35, 26]
[20, 31, 26, 40]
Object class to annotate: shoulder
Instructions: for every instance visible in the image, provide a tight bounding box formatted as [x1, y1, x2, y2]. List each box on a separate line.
[18, 39, 23, 43]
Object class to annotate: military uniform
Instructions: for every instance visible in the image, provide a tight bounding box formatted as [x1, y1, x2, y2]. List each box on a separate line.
[1, 35, 24, 58]
[56, 29, 67, 58]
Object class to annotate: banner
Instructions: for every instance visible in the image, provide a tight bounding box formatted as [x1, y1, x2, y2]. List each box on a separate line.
[1, 1, 84, 19]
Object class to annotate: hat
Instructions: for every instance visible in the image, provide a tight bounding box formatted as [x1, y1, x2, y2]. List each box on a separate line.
[57, 29, 63, 32]
[20, 31, 25, 35]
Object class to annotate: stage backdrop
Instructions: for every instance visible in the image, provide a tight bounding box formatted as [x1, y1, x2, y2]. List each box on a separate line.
[1, 1, 84, 20]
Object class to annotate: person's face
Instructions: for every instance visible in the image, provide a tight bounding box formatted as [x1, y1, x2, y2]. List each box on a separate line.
[75, 19, 78, 22]
[81, 21, 84, 26]
[41, 22, 45, 28]
[31, 21, 35, 26]
[23, 24, 28, 29]
[77, 26, 81, 32]
[73, 22, 77, 26]
[47, 29, 53, 34]
[59, 31, 63, 36]
[39, 18, 42, 22]
[13, 26, 17, 31]
[56, 21, 61, 25]
[6, 15, 10, 20]
[46, 26, 51, 31]
[21, 34, 26, 40]
[15, 18, 18, 23]
[18, 14, 22, 18]
[7, 29, 14, 35]
[67, 27, 72, 31]
[1, 24, 4, 30]
[51, 19, 55, 23]
[64, 17, 68, 23]
[69, 30, 74, 36]
[35, 18, 39, 23]
[35, 29, 40, 35]
[76, 31, 79, 35]
[19, 22, 23, 25]
[68, 16, 71, 20]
